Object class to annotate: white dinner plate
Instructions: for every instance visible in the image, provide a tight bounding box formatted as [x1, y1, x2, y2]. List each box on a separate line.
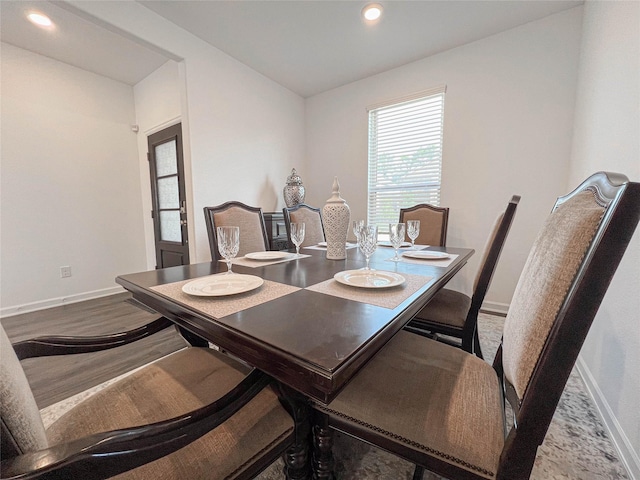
[245, 251, 292, 261]
[317, 242, 352, 247]
[182, 274, 264, 297]
[378, 241, 412, 248]
[334, 270, 405, 289]
[402, 251, 450, 260]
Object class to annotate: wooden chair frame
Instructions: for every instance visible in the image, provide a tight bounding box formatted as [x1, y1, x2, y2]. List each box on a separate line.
[312, 172, 640, 480]
[1, 317, 306, 480]
[493, 172, 640, 478]
[399, 203, 450, 246]
[405, 195, 520, 358]
[203, 201, 270, 261]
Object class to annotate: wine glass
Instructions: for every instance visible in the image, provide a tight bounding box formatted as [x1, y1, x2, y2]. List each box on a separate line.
[217, 226, 240, 274]
[352, 220, 364, 244]
[389, 223, 406, 261]
[358, 225, 378, 270]
[406, 220, 420, 249]
[290, 222, 305, 257]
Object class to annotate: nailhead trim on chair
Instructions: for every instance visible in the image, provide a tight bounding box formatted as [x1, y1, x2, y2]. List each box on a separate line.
[315, 405, 495, 478]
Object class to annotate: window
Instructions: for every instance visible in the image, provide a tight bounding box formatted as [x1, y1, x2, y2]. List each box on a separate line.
[367, 86, 445, 234]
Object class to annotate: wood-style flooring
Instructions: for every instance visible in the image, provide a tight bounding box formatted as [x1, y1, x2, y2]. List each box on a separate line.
[1, 293, 186, 408]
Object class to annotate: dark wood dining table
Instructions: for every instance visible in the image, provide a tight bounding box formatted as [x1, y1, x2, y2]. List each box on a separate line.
[116, 244, 473, 478]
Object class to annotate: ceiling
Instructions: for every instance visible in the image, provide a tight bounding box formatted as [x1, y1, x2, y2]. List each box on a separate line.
[1, 0, 583, 97]
[0, 1, 174, 86]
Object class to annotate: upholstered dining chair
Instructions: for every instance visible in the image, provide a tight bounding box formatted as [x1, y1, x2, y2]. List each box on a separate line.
[0, 316, 306, 480]
[311, 172, 640, 480]
[399, 203, 450, 246]
[404, 195, 520, 359]
[204, 201, 270, 261]
[283, 204, 325, 248]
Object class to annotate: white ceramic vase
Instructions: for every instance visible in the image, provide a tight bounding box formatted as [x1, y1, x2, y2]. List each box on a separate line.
[322, 177, 350, 260]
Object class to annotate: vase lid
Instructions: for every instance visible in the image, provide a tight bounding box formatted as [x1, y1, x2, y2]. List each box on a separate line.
[326, 176, 346, 204]
[286, 168, 303, 186]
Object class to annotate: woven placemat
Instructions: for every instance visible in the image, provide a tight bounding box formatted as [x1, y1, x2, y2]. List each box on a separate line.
[151, 275, 301, 318]
[305, 272, 433, 309]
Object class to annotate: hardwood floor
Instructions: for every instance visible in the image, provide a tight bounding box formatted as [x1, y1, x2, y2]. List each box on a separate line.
[1, 293, 186, 408]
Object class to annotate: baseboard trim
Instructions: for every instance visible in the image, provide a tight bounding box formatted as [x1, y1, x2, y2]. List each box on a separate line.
[480, 300, 510, 316]
[0, 286, 126, 318]
[576, 356, 639, 480]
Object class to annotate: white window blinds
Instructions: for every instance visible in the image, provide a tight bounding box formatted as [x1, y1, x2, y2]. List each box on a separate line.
[367, 87, 445, 233]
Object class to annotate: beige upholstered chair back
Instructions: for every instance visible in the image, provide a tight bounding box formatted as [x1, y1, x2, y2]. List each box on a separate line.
[286, 206, 325, 247]
[502, 191, 605, 398]
[204, 202, 269, 260]
[0, 324, 48, 458]
[471, 212, 504, 294]
[213, 207, 267, 257]
[493, 173, 639, 479]
[399, 204, 449, 246]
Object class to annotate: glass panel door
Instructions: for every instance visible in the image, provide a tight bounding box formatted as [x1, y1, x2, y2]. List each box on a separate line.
[148, 123, 189, 268]
[154, 140, 182, 243]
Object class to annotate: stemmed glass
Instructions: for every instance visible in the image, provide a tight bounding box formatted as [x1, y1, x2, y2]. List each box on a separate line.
[406, 220, 420, 249]
[217, 226, 240, 274]
[352, 220, 364, 249]
[290, 222, 305, 257]
[389, 223, 406, 261]
[358, 225, 378, 270]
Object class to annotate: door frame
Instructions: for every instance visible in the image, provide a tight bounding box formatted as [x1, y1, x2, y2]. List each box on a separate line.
[147, 122, 190, 268]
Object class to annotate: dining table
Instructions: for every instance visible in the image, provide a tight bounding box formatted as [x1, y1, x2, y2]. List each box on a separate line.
[116, 243, 474, 478]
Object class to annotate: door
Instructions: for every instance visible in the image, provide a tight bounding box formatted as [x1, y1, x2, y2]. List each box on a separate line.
[148, 123, 189, 268]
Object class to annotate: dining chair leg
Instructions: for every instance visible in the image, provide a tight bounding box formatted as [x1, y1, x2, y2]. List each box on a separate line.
[473, 328, 484, 360]
[312, 412, 335, 480]
[412, 465, 425, 480]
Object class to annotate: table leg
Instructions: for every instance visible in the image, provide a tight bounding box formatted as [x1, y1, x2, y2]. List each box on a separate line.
[312, 412, 334, 480]
[274, 385, 311, 480]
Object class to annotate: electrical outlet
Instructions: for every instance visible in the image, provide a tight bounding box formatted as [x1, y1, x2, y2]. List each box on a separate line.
[60, 266, 72, 278]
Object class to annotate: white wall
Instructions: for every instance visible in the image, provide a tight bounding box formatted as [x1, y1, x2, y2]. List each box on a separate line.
[1, 0, 306, 313]
[0, 43, 147, 312]
[133, 59, 184, 270]
[305, 8, 583, 308]
[185, 52, 305, 262]
[70, 0, 306, 264]
[568, 1, 640, 476]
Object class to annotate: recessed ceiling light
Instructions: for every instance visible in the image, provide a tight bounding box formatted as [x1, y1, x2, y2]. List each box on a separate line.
[27, 12, 53, 28]
[362, 3, 383, 22]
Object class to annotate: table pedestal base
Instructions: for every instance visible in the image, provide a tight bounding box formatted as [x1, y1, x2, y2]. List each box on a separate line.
[276, 385, 312, 480]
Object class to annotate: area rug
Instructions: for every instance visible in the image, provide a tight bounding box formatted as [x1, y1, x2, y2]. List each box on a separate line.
[40, 314, 629, 479]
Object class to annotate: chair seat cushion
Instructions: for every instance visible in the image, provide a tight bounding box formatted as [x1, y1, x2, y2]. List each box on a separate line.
[316, 331, 504, 479]
[46, 348, 294, 479]
[412, 288, 472, 330]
